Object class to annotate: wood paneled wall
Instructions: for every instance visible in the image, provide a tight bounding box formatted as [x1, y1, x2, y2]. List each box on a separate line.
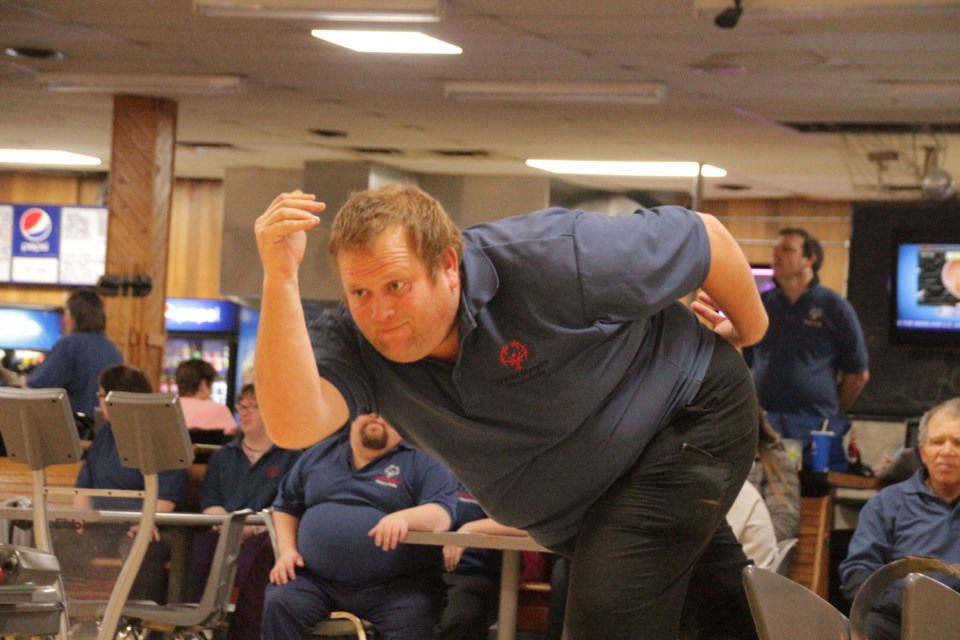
[0, 171, 225, 307]
[1, 171, 856, 306]
[705, 199, 854, 295]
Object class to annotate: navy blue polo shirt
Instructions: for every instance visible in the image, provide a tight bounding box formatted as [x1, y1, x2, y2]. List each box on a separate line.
[312, 205, 715, 547]
[745, 278, 868, 417]
[27, 332, 123, 417]
[76, 423, 188, 510]
[273, 431, 458, 584]
[200, 437, 301, 512]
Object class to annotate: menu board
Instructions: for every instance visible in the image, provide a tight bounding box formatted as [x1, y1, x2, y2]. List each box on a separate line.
[0, 203, 108, 286]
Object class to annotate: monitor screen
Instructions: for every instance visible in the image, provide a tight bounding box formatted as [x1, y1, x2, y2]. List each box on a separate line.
[0, 306, 63, 351]
[891, 233, 960, 346]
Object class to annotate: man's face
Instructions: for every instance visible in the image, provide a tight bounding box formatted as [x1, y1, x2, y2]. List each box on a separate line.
[919, 412, 960, 495]
[235, 395, 262, 434]
[338, 226, 461, 363]
[772, 233, 812, 279]
[352, 414, 397, 451]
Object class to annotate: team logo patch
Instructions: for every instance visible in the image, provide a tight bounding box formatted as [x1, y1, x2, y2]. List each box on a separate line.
[803, 307, 825, 327]
[374, 464, 402, 488]
[499, 340, 529, 371]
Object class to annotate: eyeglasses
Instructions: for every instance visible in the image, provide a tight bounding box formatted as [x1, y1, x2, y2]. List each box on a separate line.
[235, 403, 259, 413]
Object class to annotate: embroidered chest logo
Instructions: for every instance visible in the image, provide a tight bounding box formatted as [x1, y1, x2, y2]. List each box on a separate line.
[499, 340, 529, 371]
[803, 307, 825, 327]
[374, 464, 402, 488]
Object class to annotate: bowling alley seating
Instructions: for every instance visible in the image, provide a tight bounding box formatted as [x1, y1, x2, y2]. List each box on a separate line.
[901, 572, 960, 640]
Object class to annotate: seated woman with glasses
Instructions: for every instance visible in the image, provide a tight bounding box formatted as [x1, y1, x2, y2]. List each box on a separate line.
[189, 383, 301, 640]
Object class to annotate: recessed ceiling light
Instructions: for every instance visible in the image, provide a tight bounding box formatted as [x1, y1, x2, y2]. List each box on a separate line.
[4, 46, 64, 60]
[526, 160, 726, 178]
[0, 149, 101, 166]
[311, 30, 461, 54]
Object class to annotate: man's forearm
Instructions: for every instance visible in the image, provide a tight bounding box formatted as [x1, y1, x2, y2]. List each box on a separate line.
[838, 370, 869, 414]
[396, 503, 452, 532]
[273, 510, 301, 554]
[256, 278, 347, 448]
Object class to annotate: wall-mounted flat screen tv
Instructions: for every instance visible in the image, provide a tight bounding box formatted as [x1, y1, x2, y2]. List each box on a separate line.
[891, 231, 960, 347]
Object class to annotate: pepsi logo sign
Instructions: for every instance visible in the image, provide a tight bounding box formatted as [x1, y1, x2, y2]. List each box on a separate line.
[20, 207, 53, 243]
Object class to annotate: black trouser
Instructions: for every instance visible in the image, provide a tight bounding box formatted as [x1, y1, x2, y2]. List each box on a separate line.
[548, 338, 759, 640]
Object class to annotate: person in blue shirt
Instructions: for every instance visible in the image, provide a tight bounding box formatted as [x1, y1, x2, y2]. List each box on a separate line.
[840, 397, 960, 640]
[61, 364, 187, 603]
[744, 228, 869, 471]
[26, 287, 124, 419]
[253, 184, 768, 640]
[188, 383, 301, 640]
[263, 413, 459, 640]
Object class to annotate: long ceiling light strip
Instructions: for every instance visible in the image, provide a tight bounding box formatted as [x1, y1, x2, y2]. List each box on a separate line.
[526, 159, 727, 178]
[194, 0, 441, 22]
[445, 81, 667, 105]
[36, 73, 246, 95]
[0, 150, 102, 166]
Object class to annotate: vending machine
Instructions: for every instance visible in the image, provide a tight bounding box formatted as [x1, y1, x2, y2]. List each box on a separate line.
[162, 298, 239, 408]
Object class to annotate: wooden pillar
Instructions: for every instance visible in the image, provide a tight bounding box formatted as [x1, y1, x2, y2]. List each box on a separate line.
[102, 95, 177, 389]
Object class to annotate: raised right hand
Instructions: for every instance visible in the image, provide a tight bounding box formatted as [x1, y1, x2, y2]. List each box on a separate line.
[255, 190, 326, 281]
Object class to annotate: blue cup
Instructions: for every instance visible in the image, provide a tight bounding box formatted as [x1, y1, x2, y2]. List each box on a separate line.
[808, 431, 835, 472]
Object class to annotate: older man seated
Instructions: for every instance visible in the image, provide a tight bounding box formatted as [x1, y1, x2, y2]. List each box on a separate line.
[840, 397, 960, 640]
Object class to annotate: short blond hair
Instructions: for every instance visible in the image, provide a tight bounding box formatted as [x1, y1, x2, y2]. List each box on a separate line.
[329, 184, 463, 275]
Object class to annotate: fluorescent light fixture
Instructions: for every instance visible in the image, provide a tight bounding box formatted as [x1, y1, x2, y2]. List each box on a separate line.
[445, 81, 667, 105]
[195, 0, 441, 22]
[526, 160, 727, 178]
[0, 149, 102, 166]
[36, 73, 246, 95]
[311, 30, 460, 54]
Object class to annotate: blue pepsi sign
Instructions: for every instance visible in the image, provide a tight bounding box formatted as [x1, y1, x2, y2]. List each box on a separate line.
[165, 298, 238, 333]
[12, 205, 60, 258]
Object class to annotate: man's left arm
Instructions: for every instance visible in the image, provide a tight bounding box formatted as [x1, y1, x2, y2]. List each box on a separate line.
[838, 370, 870, 414]
[368, 503, 452, 551]
[835, 298, 870, 414]
[692, 213, 769, 349]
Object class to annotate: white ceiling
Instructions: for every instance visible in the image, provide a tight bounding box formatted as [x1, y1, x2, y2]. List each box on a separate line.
[1, 0, 958, 201]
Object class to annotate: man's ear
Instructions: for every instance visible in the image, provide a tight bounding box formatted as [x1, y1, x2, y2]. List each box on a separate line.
[440, 247, 460, 288]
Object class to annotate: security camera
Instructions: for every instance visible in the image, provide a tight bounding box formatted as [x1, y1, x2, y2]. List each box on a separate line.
[715, 0, 743, 29]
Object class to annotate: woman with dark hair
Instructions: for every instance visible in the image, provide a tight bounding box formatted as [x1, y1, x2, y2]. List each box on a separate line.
[26, 287, 123, 418]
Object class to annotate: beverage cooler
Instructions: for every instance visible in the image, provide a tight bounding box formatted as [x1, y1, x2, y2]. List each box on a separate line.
[162, 298, 239, 408]
[0, 304, 63, 377]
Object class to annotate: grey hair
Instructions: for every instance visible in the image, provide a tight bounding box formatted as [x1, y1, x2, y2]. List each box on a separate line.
[918, 397, 960, 444]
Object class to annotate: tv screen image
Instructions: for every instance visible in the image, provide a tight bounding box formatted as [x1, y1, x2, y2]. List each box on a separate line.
[892, 239, 960, 345]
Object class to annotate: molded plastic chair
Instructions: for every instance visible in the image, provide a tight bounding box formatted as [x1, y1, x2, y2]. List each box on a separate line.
[848, 556, 960, 640]
[902, 572, 960, 640]
[742, 565, 850, 640]
[771, 537, 798, 576]
[260, 509, 372, 639]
